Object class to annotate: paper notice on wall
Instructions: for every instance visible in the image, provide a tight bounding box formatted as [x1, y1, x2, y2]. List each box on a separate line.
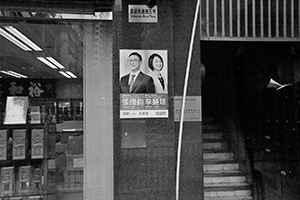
[174, 96, 202, 122]
[4, 96, 28, 124]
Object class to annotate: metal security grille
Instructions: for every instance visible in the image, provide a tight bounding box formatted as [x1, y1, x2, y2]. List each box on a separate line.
[201, 0, 300, 41]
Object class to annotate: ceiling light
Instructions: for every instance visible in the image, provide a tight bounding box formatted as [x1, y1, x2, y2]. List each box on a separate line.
[37, 57, 57, 69]
[66, 71, 77, 78]
[59, 71, 71, 78]
[0, 28, 32, 51]
[50, 12, 113, 20]
[8, 71, 28, 78]
[0, 70, 28, 78]
[46, 57, 65, 69]
[4, 26, 42, 51]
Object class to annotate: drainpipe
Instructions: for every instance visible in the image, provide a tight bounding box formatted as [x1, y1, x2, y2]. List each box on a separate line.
[175, 0, 201, 199]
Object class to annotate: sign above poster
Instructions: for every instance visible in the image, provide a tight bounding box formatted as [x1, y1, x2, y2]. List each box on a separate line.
[128, 5, 158, 23]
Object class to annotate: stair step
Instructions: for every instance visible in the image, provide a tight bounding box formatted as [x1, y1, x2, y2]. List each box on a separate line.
[203, 124, 221, 131]
[204, 174, 246, 184]
[203, 139, 224, 142]
[204, 170, 243, 174]
[205, 197, 252, 200]
[203, 149, 231, 153]
[205, 191, 251, 198]
[204, 184, 252, 198]
[204, 152, 234, 160]
[203, 117, 253, 200]
[204, 161, 240, 172]
[203, 142, 227, 150]
[203, 129, 224, 134]
[203, 133, 223, 140]
[202, 117, 216, 123]
[204, 182, 250, 188]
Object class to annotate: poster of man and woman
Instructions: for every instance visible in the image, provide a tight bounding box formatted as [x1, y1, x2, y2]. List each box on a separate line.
[119, 49, 168, 118]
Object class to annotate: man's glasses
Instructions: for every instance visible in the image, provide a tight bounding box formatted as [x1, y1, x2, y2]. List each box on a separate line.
[127, 59, 139, 63]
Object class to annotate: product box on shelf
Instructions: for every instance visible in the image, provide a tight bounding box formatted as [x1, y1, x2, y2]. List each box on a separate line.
[56, 142, 68, 153]
[28, 195, 43, 200]
[17, 166, 32, 195]
[63, 170, 83, 190]
[68, 135, 83, 154]
[1, 166, 15, 196]
[66, 154, 83, 171]
[9, 197, 22, 200]
[47, 133, 56, 158]
[55, 121, 83, 146]
[29, 106, 41, 124]
[0, 130, 8, 160]
[13, 129, 27, 160]
[48, 152, 67, 170]
[31, 129, 44, 159]
[32, 168, 43, 194]
[48, 153, 65, 189]
[47, 103, 57, 124]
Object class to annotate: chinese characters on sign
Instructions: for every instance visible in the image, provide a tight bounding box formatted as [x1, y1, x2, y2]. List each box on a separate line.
[29, 82, 44, 97]
[0, 80, 55, 98]
[120, 94, 168, 118]
[174, 96, 202, 122]
[128, 5, 158, 23]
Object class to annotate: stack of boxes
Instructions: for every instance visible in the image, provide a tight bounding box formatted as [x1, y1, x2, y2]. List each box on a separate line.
[29, 106, 41, 124]
[0, 130, 7, 160]
[12, 129, 27, 160]
[0, 166, 44, 197]
[1, 166, 15, 196]
[64, 135, 83, 190]
[0, 121, 83, 199]
[55, 134, 83, 200]
[0, 129, 45, 198]
[31, 129, 44, 159]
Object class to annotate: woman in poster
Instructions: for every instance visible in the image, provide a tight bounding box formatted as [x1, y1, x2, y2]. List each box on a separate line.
[148, 53, 167, 93]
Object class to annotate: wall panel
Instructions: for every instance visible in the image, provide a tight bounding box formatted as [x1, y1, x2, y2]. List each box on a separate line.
[113, 0, 202, 199]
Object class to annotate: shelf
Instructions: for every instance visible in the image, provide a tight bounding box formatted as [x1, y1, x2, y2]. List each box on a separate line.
[0, 194, 55, 199]
[56, 121, 83, 132]
[0, 124, 45, 130]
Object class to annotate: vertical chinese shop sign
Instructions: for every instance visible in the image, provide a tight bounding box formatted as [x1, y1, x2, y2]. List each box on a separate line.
[119, 49, 168, 118]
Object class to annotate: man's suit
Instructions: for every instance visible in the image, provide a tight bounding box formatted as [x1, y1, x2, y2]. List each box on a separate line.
[120, 72, 155, 93]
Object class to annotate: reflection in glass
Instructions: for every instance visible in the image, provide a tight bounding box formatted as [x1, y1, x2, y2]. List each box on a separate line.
[0, 13, 84, 200]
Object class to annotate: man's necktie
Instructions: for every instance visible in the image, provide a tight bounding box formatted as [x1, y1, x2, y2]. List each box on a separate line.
[129, 74, 136, 92]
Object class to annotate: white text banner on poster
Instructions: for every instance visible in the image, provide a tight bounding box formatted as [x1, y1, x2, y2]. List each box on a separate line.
[120, 110, 168, 118]
[174, 96, 202, 122]
[120, 94, 168, 118]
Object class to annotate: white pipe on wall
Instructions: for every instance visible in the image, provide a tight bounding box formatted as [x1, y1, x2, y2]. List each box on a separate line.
[175, 0, 201, 199]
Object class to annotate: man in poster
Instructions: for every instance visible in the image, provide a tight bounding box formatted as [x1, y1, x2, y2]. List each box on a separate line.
[120, 52, 155, 93]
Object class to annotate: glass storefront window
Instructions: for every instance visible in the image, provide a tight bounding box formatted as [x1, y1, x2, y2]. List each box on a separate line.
[0, 10, 113, 200]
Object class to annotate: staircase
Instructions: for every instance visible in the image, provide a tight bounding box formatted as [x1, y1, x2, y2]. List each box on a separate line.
[203, 117, 253, 200]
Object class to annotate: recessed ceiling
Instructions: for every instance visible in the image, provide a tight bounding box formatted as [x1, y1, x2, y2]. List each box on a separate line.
[0, 20, 83, 79]
[0, 0, 114, 13]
